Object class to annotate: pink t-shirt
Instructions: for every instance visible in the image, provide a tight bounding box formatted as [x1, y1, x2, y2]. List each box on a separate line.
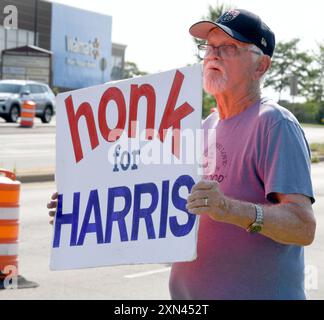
[169, 98, 314, 300]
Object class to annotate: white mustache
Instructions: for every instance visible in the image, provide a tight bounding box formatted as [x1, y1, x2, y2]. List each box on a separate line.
[205, 60, 221, 70]
[203, 61, 228, 94]
[204, 60, 226, 79]
[204, 60, 224, 73]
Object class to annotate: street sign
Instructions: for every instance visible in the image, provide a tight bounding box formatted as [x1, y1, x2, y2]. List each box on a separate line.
[290, 74, 298, 97]
[100, 57, 107, 71]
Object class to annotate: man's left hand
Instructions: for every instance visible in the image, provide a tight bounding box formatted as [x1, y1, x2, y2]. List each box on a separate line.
[186, 180, 229, 221]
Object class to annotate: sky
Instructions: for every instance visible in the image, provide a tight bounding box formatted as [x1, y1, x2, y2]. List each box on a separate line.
[51, 0, 324, 75]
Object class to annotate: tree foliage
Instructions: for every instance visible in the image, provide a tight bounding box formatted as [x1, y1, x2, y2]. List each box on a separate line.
[123, 61, 147, 79]
[304, 43, 324, 102]
[264, 40, 324, 123]
[193, 3, 230, 48]
[264, 38, 313, 101]
[196, 5, 324, 123]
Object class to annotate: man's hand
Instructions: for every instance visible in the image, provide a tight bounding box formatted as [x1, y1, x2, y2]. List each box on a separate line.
[47, 192, 58, 225]
[186, 180, 229, 222]
[186, 180, 316, 246]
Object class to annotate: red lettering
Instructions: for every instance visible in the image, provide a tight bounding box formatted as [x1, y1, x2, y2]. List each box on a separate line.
[98, 87, 126, 142]
[158, 71, 194, 158]
[128, 84, 156, 140]
[65, 70, 194, 163]
[65, 95, 99, 163]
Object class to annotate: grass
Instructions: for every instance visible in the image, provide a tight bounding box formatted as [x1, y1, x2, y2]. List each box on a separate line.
[301, 123, 324, 128]
[310, 143, 324, 153]
[310, 143, 324, 163]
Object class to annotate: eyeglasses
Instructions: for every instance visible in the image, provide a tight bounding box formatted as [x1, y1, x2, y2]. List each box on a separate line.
[197, 44, 262, 60]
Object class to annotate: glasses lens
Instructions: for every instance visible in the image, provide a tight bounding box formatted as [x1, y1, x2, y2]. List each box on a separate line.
[219, 45, 237, 58]
[198, 45, 207, 59]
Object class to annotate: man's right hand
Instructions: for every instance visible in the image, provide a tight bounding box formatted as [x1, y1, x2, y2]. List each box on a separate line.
[47, 192, 58, 225]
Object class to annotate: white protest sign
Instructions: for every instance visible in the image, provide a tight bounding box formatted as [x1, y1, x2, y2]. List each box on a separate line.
[50, 64, 202, 270]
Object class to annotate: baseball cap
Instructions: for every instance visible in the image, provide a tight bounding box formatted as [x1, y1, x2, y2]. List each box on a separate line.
[189, 9, 275, 57]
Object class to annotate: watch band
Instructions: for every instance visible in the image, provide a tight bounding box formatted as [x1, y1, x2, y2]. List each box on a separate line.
[246, 204, 264, 233]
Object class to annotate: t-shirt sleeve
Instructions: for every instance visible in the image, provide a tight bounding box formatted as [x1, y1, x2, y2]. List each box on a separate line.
[262, 119, 315, 204]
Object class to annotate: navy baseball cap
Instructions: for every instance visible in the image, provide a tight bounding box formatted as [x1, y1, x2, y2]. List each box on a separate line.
[189, 9, 275, 57]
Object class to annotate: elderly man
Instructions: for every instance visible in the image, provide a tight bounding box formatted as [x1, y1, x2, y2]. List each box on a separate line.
[169, 9, 316, 300]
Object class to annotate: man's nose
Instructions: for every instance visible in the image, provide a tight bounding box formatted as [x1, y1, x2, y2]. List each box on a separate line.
[206, 47, 222, 59]
[205, 50, 221, 61]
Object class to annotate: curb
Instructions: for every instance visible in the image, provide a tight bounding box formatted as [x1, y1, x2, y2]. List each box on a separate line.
[13, 157, 324, 184]
[16, 173, 55, 183]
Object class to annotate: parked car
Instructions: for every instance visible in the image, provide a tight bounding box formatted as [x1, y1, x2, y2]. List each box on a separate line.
[0, 80, 56, 123]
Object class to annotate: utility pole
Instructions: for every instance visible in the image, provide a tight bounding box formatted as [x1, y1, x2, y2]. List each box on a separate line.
[34, 0, 38, 46]
[290, 74, 298, 104]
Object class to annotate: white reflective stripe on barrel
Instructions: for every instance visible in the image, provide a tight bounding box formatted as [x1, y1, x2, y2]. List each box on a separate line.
[0, 207, 19, 220]
[20, 117, 33, 122]
[0, 243, 18, 255]
[21, 109, 35, 114]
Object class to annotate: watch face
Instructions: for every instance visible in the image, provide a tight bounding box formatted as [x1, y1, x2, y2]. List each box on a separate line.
[250, 225, 262, 233]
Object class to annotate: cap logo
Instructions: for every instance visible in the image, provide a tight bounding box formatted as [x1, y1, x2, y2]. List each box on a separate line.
[220, 10, 240, 22]
[261, 37, 267, 47]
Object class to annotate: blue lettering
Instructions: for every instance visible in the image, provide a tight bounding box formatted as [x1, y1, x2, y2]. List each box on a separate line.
[77, 190, 103, 246]
[53, 192, 80, 248]
[120, 151, 131, 171]
[170, 175, 196, 237]
[105, 186, 131, 243]
[53, 175, 197, 248]
[159, 180, 169, 238]
[131, 183, 158, 241]
[113, 145, 121, 172]
[131, 149, 140, 170]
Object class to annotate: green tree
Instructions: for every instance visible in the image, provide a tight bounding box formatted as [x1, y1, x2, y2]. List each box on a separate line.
[193, 3, 230, 48]
[316, 43, 324, 102]
[123, 61, 147, 79]
[304, 42, 324, 102]
[194, 3, 233, 118]
[264, 39, 313, 101]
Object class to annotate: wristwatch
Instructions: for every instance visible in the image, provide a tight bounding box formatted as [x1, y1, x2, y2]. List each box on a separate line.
[246, 204, 264, 233]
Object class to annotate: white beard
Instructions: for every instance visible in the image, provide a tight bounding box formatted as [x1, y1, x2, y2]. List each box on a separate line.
[203, 69, 228, 94]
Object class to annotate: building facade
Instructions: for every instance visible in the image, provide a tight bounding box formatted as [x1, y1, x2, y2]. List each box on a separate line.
[0, 0, 126, 90]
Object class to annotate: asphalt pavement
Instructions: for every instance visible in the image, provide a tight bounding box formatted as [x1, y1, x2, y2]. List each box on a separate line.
[0, 163, 323, 299]
[0, 117, 324, 299]
[0, 117, 323, 181]
[0, 182, 171, 300]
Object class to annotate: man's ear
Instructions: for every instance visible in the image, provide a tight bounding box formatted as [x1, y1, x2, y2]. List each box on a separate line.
[254, 55, 271, 80]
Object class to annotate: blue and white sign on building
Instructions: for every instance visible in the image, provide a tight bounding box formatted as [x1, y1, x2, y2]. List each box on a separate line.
[51, 3, 112, 89]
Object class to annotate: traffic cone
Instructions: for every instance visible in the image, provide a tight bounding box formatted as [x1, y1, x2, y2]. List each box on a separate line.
[0, 169, 38, 289]
[19, 101, 36, 128]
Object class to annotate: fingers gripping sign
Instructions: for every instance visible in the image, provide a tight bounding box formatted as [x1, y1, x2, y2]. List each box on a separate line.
[186, 180, 229, 221]
[47, 192, 58, 225]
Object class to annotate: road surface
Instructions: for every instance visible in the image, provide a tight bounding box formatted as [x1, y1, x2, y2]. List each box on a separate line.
[0, 162, 323, 299]
[0, 118, 323, 174]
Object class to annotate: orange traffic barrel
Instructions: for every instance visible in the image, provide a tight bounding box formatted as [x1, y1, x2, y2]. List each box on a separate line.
[0, 169, 20, 282]
[20, 100, 36, 128]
